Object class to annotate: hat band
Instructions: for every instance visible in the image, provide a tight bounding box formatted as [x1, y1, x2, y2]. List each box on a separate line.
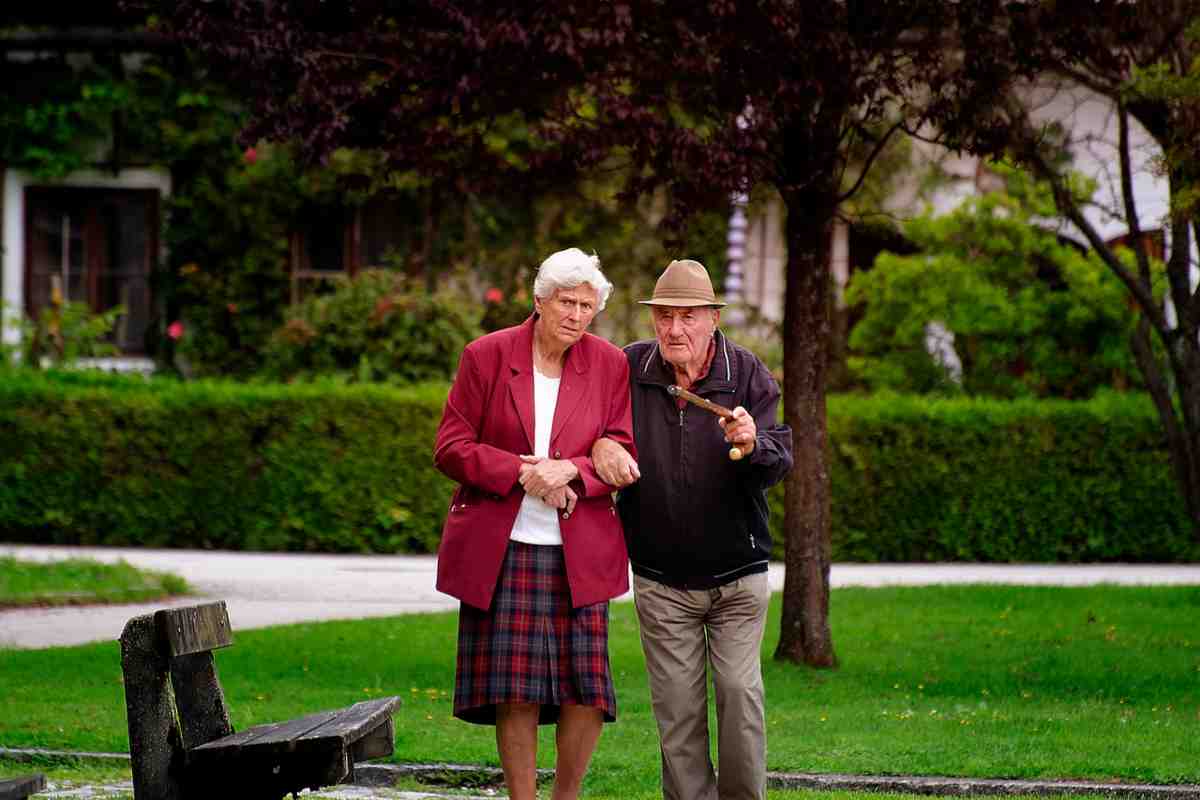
[653, 287, 716, 301]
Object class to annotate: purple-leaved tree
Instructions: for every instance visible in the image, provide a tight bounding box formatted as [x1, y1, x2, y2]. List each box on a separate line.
[155, 0, 1052, 666]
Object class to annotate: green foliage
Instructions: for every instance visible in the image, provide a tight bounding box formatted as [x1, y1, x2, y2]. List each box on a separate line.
[766, 391, 1197, 563]
[0, 556, 189, 607]
[0, 44, 727, 376]
[16, 301, 124, 367]
[0, 58, 131, 179]
[0, 371, 456, 554]
[1125, 21, 1200, 216]
[2, 372, 1192, 563]
[259, 270, 481, 384]
[845, 168, 1145, 398]
[140, 69, 318, 377]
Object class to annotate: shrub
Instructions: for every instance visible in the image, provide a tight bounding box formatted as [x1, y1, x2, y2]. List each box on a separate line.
[767, 391, 1197, 562]
[4, 300, 123, 368]
[1, 372, 1193, 562]
[0, 371, 455, 554]
[845, 169, 1144, 398]
[259, 271, 481, 384]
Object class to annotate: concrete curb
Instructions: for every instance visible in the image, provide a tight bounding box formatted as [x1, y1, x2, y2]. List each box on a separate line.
[354, 764, 1200, 799]
[767, 772, 1200, 799]
[6, 749, 1200, 799]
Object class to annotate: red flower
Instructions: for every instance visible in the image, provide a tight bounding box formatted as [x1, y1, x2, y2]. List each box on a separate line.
[227, 303, 238, 314]
[484, 287, 504, 304]
[243, 147, 258, 165]
[167, 321, 184, 340]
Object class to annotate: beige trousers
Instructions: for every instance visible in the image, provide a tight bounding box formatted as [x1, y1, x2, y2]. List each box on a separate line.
[633, 572, 770, 800]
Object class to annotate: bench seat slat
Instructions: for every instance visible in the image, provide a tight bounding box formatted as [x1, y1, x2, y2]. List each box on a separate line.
[293, 698, 401, 748]
[189, 697, 401, 760]
[191, 709, 341, 755]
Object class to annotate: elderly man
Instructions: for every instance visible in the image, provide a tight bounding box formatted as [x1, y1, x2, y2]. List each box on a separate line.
[592, 259, 793, 800]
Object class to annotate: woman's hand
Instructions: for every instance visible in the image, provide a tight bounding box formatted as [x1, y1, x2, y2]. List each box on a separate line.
[518, 455, 580, 497]
[540, 485, 578, 515]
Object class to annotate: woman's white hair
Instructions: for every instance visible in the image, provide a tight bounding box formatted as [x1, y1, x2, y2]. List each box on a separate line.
[533, 247, 613, 311]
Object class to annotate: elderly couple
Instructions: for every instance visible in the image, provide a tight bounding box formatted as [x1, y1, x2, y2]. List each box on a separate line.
[433, 248, 794, 800]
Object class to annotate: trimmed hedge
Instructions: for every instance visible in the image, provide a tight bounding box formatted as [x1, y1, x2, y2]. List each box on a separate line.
[0, 371, 455, 553]
[1, 372, 1195, 561]
[766, 392, 1198, 563]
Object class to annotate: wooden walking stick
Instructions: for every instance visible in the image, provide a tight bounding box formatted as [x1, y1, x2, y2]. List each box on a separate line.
[667, 385, 746, 460]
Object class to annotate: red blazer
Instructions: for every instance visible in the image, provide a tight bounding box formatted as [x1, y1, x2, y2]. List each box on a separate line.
[434, 316, 636, 610]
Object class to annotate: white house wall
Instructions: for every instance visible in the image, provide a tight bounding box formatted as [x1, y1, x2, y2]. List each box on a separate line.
[733, 80, 1171, 323]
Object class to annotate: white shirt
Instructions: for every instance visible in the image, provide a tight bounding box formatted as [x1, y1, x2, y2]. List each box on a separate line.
[509, 368, 563, 545]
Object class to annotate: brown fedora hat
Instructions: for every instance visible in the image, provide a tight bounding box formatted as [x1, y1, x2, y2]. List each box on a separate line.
[639, 259, 727, 307]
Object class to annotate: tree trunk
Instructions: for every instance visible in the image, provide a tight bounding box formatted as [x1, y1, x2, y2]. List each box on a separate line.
[1163, 201, 1200, 535]
[774, 188, 837, 668]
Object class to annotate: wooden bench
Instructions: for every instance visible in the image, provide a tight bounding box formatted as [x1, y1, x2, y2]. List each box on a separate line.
[119, 601, 400, 800]
[0, 774, 46, 800]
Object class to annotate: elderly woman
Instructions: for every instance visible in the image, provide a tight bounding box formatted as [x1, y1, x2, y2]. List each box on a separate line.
[433, 247, 636, 800]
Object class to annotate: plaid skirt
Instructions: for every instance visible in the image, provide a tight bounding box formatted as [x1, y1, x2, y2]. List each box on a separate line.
[454, 540, 617, 725]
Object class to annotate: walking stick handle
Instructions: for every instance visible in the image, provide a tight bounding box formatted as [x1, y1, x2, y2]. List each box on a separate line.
[667, 385, 744, 460]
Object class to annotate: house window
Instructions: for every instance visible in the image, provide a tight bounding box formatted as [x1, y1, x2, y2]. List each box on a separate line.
[24, 187, 157, 354]
[289, 195, 414, 303]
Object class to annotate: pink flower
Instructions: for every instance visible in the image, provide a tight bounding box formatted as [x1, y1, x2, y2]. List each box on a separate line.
[484, 287, 504, 304]
[167, 321, 184, 340]
[243, 147, 258, 165]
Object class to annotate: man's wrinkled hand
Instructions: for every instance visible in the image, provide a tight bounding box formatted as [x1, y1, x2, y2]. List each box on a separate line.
[591, 437, 640, 488]
[518, 455, 579, 497]
[718, 406, 757, 457]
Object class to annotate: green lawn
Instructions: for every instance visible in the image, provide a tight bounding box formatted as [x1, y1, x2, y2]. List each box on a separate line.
[0, 557, 190, 608]
[2, 585, 1198, 799]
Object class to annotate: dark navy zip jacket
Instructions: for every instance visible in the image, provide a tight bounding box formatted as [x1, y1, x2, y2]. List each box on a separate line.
[617, 330, 793, 590]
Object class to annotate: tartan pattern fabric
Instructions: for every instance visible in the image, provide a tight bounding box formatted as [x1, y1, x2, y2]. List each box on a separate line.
[454, 540, 617, 725]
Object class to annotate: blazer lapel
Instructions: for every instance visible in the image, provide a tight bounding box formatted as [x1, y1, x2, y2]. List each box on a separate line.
[550, 337, 590, 448]
[507, 317, 537, 452]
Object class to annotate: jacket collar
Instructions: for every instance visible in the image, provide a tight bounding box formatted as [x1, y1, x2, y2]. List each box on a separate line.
[635, 328, 737, 395]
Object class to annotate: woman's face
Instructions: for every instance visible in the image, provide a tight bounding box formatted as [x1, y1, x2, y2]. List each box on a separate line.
[534, 284, 601, 349]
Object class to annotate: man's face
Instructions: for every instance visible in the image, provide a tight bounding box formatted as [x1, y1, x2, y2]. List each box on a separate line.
[652, 305, 719, 370]
[534, 284, 601, 348]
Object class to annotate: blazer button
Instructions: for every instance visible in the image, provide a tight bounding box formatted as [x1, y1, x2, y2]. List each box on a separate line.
[553, 450, 562, 458]
[561, 511, 570, 520]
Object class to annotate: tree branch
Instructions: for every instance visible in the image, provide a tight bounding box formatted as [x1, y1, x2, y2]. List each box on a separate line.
[836, 119, 904, 204]
[1018, 127, 1169, 334]
[1117, 101, 1154, 287]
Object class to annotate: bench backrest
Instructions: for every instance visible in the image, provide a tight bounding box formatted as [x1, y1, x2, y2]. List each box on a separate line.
[156, 602, 233, 657]
[120, 601, 236, 800]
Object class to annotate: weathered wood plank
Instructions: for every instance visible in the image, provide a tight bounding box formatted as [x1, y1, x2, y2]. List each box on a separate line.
[169, 651, 233, 749]
[349, 716, 395, 762]
[120, 613, 184, 800]
[294, 697, 401, 749]
[0, 774, 46, 800]
[155, 602, 232, 657]
[190, 709, 340, 756]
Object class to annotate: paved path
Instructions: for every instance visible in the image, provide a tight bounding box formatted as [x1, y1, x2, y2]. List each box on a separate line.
[2, 543, 1199, 649]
